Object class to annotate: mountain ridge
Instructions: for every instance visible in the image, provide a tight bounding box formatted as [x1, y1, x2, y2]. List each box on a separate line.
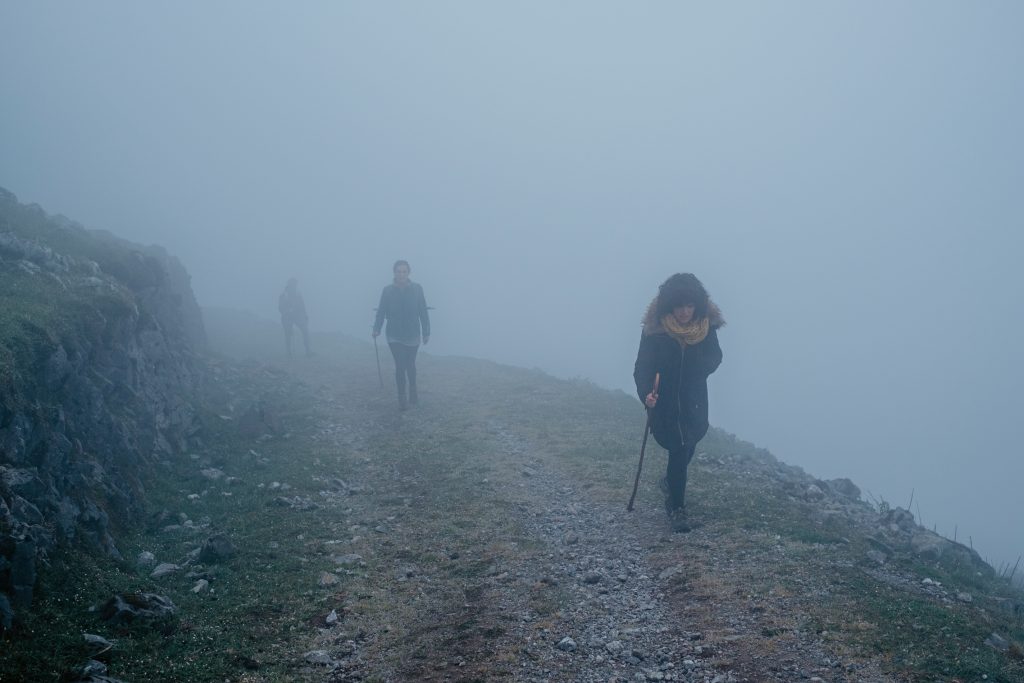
[1, 191, 1022, 681]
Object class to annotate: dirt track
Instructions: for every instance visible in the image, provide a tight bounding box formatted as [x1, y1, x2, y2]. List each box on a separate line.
[271, 351, 894, 683]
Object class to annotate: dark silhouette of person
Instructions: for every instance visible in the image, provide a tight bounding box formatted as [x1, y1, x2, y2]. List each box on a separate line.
[634, 273, 724, 532]
[279, 277, 311, 357]
[372, 260, 430, 410]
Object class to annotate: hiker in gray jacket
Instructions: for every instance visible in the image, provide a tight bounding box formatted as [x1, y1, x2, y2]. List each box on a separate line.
[279, 277, 311, 357]
[372, 260, 430, 410]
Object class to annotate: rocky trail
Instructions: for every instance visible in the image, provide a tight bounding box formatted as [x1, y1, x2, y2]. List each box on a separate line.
[5, 335, 1021, 683]
[228, 348, 896, 683]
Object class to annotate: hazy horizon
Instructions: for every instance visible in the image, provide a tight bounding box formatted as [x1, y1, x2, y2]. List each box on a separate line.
[3, 2, 1022, 570]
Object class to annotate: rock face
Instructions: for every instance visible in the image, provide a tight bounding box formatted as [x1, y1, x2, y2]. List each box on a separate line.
[0, 188, 205, 627]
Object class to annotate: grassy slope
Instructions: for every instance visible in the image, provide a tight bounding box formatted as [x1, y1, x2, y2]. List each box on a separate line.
[1, 314, 1022, 682]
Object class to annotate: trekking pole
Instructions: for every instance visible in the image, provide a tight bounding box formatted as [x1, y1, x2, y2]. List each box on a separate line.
[627, 372, 659, 512]
[373, 335, 384, 389]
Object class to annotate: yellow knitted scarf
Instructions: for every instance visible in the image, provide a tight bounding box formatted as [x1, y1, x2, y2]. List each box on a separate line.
[660, 315, 709, 347]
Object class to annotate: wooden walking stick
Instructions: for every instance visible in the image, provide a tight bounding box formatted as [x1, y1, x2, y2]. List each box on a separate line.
[627, 372, 659, 512]
[373, 335, 384, 389]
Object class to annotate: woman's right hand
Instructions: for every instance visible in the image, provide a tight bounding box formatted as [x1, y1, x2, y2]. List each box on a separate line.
[644, 392, 658, 408]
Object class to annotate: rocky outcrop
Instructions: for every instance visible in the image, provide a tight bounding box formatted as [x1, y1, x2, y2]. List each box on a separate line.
[702, 441, 997, 579]
[0, 188, 205, 627]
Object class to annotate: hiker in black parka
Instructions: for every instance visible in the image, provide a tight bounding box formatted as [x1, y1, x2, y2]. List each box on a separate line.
[279, 277, 311, 357]
[373, 260, 430, 410]
[633, 273, 724, 532]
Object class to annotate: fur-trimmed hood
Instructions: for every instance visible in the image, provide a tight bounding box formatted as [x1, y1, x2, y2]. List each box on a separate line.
[642, 297, 725, 336]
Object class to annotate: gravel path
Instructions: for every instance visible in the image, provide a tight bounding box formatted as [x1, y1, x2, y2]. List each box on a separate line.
[276, 356, 895, 683]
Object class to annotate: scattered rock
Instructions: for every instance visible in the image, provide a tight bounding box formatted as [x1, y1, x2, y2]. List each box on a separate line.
[658, 565, 684, 581]
[198, 533, 235, 564]
[304, 650, 334, 666]
[333, 554, 362, 568]
[100, 593, 177, 625]
[985, 632, 1010, 652]
[865, 550, 887, 565]
[827, 478, 861, 499]
[136, 551, 156, 568]
[83, 633, 115, 651]
[150, 563, 180, 579]
[191, 579, 209, 594]
[557, 636, 577, 652]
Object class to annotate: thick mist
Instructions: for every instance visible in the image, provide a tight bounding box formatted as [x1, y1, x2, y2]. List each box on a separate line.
[2, 3, 1022, 569]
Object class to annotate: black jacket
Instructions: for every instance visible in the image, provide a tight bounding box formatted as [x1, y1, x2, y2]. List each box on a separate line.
[373, 282, 430, 345]
[633, 302, 723, 434]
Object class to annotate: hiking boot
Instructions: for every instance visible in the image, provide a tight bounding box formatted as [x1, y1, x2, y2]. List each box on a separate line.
[658, 477, 672, 514]
[669, 507, 691, 533]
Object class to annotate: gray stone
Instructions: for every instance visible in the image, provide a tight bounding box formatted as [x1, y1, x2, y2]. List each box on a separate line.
[606, 640, 624, 655]
[198, 533, 235, 564]
[582, 571, 603, 584]
[81, 659, 108, 676]
[83, 633, 115, 650]
[882, 507, 917, 531]
[827, 478, 861, 499]
[11, 495, 43, 525]
[866, 550, 887, 565]
[191, 579, 210, 593]
[199, 468, 225, 480]
[304, 650, 334, 665]
[333, 553, 363, 568]
[557, 636, 577, 652]
[136, 551, 156, 568]
[804, 484, 825, 500]
[100, 593, 177, 625]
[985, 632, 1010, 651]
[910, 531, 949, 561]
[150, 563, 180, 579]
[658, 565, 684, 581]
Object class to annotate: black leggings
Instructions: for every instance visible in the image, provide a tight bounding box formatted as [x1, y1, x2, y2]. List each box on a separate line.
[388, 342, 419, 399]
[651, 416, 709, 510]
[282, 316, 310, 356]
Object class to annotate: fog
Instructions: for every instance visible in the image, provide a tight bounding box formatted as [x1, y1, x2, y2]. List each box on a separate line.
[3, 3, 1022, 569]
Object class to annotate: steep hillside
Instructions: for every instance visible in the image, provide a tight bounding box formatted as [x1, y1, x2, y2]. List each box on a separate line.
[1, 192, 1021, 681]
[1, 304, 1020, 682]
[0, 188, 205, 630]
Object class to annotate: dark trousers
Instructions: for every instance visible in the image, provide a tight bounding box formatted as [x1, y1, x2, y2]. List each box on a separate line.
[282, 317, 310, 356]
[651, 414, 709, 510]
[388, 342, 419, 407]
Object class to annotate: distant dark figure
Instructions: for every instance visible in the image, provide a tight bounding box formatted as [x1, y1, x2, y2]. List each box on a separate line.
[633, 273, 724, 533]
[372, 260, 430, 410]
[279, 277, 311, 357]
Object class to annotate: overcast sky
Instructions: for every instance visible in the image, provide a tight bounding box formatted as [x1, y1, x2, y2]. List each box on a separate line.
[2, 2, 1022, 569]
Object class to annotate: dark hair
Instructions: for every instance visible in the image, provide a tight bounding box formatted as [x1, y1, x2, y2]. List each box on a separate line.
[656, 273, 709, 320]
[393, 260, 410, 272]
